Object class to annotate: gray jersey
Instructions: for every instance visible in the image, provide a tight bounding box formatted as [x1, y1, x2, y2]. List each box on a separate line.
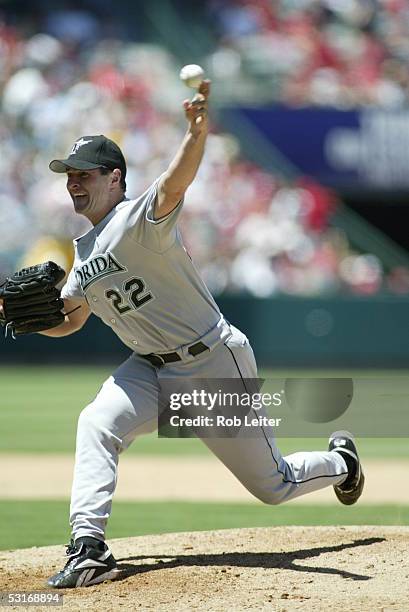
[61, 177, 222, 354]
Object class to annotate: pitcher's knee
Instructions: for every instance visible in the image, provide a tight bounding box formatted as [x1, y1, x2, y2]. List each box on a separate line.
[77, 403, 119, 447]
[256, 492, 285, 505]
[246, 484, 286, 506]
[78, 403, 101, 432]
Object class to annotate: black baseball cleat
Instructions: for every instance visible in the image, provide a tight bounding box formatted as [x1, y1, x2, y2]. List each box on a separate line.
[329, 430, 365, 506]
[47, 537, 119, 588]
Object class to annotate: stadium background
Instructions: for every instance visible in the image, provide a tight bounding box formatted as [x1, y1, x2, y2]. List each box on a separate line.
[0, 0, 408, 551]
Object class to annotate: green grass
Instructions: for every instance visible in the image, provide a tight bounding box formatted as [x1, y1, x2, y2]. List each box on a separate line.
[0, 366, 408, 458]
[1, 500, 408, 551]
[1, 366, 407, 552]
[0, 366, 110, 454]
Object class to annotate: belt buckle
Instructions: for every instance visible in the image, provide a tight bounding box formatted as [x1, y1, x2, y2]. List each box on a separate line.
[155, 354, 166, 366]
[148, 353, 165, 368]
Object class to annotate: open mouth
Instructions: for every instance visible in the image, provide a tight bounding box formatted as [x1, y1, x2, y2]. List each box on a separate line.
[73, 194, 89, 206]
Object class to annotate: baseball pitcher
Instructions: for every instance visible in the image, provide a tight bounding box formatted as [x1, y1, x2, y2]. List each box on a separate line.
[0, 80, 364, 588]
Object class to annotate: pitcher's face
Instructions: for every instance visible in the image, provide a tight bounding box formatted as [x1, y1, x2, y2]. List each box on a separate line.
[66, 168, 111, 217]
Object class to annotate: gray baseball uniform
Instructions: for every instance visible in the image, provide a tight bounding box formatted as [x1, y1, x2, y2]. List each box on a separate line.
[62, 177, 348, 541]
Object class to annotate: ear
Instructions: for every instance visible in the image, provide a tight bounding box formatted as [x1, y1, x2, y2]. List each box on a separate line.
[111, 168, 121, 187]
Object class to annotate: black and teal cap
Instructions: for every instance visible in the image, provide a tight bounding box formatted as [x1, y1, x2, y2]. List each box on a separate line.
[49, 135, 126, 179]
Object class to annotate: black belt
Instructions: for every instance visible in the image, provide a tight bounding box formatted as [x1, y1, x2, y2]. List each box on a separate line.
[141, 341, 209, 368]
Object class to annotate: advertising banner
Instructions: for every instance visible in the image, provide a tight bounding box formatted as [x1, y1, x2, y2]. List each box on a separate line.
[239, 106, 409, 189]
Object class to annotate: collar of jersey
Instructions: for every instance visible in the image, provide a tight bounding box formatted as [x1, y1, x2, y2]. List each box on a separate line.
[74, 198, 130, 243]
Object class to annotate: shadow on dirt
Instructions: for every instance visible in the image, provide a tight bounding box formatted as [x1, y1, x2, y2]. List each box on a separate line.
[116, 537, 385, 582]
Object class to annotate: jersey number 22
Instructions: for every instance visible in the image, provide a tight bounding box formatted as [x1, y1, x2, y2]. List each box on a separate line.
[105, 277, 153, 314]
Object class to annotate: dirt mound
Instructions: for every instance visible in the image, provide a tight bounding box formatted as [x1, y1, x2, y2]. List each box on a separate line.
[1, 527, 407, 611]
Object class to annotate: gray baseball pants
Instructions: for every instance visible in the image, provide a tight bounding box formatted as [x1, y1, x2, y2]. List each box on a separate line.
[70, 325, 348, 540]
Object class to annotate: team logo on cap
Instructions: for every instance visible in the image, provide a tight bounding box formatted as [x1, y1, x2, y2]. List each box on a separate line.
[70, 138, 92, 155]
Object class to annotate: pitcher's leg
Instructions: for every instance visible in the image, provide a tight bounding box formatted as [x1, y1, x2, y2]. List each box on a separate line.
[194, 328, 350, 503]
[202, 424, 348, 504]
[70, 354, 159, 541]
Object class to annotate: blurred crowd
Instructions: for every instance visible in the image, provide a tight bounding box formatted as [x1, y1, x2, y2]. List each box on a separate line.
[0, 1, 407, 298]
[206, 0, 409, 108]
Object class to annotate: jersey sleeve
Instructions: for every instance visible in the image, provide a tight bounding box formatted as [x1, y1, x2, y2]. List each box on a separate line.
[61, 266, 85, 301]
[127, 176, 184, 252]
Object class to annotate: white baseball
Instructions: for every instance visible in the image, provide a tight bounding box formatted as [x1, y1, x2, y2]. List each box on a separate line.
[179, 64, 204, 89]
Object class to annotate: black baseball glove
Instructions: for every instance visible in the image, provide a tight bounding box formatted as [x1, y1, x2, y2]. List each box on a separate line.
[0, 261, 66, 337]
